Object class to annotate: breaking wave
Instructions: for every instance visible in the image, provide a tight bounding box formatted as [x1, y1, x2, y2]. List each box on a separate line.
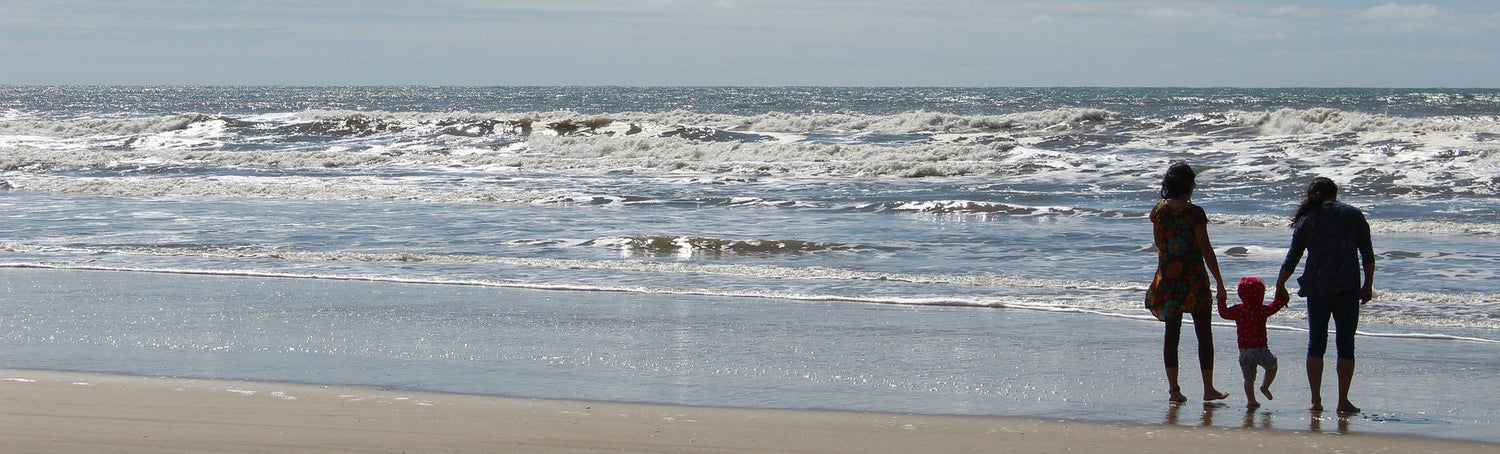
[6, 107, 1497, 143]
[5, 107, 1495, 191]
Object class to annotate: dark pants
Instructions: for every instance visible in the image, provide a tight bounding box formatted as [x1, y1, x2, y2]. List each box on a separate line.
[1307, 291, 1360, 359]
[1164, 308, 1213, 369]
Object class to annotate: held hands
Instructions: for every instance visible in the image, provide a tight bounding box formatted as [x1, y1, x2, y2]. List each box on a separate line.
[1274, 286, 1291, 306]
[1271, 294, 1289, 310]
[1216, 282, 1228, 306]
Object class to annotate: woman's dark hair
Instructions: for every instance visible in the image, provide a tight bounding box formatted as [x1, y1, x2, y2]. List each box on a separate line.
[1291, 177, 1339, 227]
[1159, 162, 1197, 200]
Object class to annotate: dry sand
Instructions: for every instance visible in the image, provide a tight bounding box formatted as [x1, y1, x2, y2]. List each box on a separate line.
[2, 369, 1494, 454]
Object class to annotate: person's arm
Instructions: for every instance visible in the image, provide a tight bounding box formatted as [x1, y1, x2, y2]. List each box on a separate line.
[1358, 212, 1376, 304]
[1218, 300, 1243, 320]
[1275, 222, 1307, 303]
[1217, 291, 1232, 319]
[1193, 209, 1227, 307]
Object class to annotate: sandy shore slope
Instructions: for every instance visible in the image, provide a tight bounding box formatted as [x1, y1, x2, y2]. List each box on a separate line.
[2, 369, 1494, 454]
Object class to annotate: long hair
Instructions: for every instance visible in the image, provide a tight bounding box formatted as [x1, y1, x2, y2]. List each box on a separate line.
[1291, 177, 1338, 227]
[1159, 162, 1197, 200]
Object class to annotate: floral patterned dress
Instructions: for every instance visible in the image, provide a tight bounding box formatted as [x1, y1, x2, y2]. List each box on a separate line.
[1145, 200, 1211, 321]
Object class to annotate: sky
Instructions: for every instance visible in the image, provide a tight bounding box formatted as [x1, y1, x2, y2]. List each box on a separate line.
[1, 1, 1497, 87]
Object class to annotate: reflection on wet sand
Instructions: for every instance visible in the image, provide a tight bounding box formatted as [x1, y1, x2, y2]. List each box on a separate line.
[1164, 401, 1232, 427]
[1242, 408, 1273, 429]
[1309, 412, 1352, 434]
[1164, 402, 1352, 435]
[1200, 402, 1228, 426]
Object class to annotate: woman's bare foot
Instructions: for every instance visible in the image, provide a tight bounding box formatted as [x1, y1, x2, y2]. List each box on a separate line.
[1169, 391, 1188, 402]
[1337, 401, 1361, 414]
[1204, 389, 1230, 401]
[1260, 384, 1274, 400]
[1247, 400, 1261, 409]
[1310, 401, 1324, 412]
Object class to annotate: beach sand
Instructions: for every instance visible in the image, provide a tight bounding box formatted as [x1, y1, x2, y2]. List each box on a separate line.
[2, 369, 1494, 454]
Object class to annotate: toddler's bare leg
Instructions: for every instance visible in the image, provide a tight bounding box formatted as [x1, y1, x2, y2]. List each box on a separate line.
[1261, 366, 1277, 400]
[1244, 378, 1259, 408]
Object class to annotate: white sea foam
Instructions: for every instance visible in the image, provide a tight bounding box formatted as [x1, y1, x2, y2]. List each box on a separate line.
[0, 175, 564, 203]
[4, 108, 1496, 194]
[4, 260, 1495, 336]
[5, 173, 1497, 236]
[1214, 213, 1500, 236]
[0, 114, 216, 138]
[0, 241, 1123, 290]
[591, 235, 872, 254]
[875, 200, 1104, 216]
[0, 136, 1027, 178]
[8, 106, 1495, 140]
[1229, 108, 1500, 136]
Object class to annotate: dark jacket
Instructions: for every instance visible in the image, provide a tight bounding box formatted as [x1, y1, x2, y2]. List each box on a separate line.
[1280, 200, 1375, 297]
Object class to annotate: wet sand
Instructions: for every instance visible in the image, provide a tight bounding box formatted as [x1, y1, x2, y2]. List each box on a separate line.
[2, 369, 1494, 454]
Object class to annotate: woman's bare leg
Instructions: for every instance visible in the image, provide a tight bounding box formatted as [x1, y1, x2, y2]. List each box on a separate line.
[1202, 368, 1230, 401]
[1167, 367, 1187, 402]
[1307, 356, 1324, 412]
[1336, 359, 1360, 413]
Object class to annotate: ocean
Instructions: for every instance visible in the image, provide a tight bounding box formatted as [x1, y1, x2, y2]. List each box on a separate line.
[2, 86, 1498, 441]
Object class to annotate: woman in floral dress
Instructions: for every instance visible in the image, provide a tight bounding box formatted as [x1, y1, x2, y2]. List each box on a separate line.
[1146, 162, 1230, 403]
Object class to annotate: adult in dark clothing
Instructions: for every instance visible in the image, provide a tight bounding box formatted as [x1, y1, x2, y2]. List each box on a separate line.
[1274, 177, 1375, 414]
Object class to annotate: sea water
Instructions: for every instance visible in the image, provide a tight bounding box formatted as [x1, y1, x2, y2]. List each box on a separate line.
[2, 87, 1497, 441]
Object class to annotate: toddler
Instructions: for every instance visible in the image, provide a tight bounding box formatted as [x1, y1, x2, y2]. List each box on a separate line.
[1218, 277, 1286, 409]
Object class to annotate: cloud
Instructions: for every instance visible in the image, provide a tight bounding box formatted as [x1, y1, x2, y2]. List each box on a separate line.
[1359, 2, 1441, 21]
[1356, 2, 1447, 33]
[1351, 2, 1500, 36]
[1139, 6, 1229, 21]
[1028, 13, 1056, 25]
[4, 0, 1496, 86]
[1269, 5, 1305, 17]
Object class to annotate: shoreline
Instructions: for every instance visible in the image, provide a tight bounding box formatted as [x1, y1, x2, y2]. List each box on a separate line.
[3, 368, 1495, 454]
